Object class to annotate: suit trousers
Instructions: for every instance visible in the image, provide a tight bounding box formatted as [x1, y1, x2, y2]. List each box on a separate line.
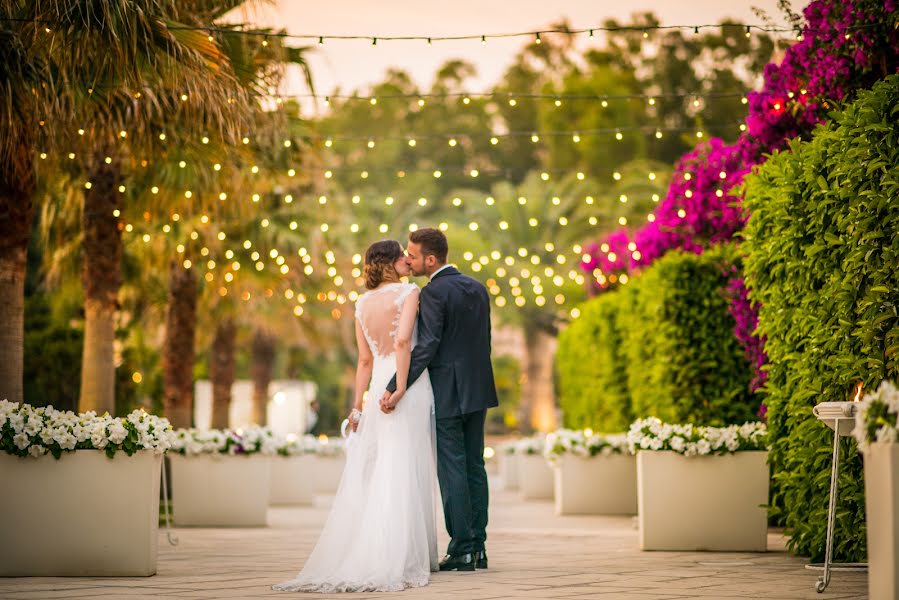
[435, 409, 488, 556]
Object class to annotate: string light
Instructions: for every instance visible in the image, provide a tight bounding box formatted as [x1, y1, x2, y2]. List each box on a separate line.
[132, 21, 829, 46]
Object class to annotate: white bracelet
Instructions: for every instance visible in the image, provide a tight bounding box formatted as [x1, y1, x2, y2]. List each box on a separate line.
[350, 408, 362, 423]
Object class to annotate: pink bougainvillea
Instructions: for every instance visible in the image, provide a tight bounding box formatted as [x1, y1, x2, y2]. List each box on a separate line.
[582, 0, 899, 390]
[725, 277, 768, 392]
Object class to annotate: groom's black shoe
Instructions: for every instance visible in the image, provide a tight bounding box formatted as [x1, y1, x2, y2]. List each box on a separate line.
[438, 553, 476, 572]
[475, 550, 488, 569]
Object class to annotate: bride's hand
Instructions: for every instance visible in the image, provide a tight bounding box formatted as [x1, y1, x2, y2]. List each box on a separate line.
[348, 408, 362, 432]
[381, 387, 406, 414]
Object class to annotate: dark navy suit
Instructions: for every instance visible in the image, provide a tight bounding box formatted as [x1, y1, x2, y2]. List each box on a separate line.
[387, 265, 498, 556]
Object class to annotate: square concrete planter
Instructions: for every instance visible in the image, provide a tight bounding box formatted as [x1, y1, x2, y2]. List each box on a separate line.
[517, 453, 554, 500]
[0, 450, 162, 576]
[863, 442, 899, 599]
[308, 454, 346, 495]
[269, 454, 317, 505]
[170, 453, 271, 526]
[498, 451, 519, 491]
[637, 450, 768, 551]
[552, 454, 637, 515]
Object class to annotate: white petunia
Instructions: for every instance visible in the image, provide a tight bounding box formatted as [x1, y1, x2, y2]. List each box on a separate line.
[13, 431, 31, 450]
[28, 444, 47, 457]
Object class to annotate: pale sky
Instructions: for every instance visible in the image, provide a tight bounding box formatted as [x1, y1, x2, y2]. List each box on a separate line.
[227, 0, 805, 114]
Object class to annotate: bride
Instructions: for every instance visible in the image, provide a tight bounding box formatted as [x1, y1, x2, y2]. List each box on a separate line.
[273, 240, 439, 593]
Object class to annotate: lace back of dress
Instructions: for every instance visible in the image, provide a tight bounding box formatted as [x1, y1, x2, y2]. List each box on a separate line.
[356, 283, 415, 360]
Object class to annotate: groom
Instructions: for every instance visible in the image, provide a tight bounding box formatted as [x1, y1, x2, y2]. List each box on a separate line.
[380, 228, 498, 572]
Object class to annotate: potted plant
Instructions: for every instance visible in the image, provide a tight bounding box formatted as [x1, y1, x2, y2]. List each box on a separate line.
[629, 417, 769, 551]
[516, 436, 554, 501]
[545, 429, 636, 515]
[269, 434, 320, 506]
[0, 400, 172, 576]
[854, 380, 899, 599]
[169, 426, 277, 526]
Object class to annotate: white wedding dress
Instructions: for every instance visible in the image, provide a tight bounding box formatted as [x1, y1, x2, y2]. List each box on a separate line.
[273, 282, 439, 593]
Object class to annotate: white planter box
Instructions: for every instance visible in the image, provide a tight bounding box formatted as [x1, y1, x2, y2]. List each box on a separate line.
[308, 454, 346, 495]
[498, 452, 519, 491]
[0, 450, 162, 576]
[637, 451, 768, 551]
[552, 454, 637, 515]
[170, 453, 271, 526]
[269, 455, 317, 505]
[517, 453, 554, 500]
[863, 443, 899, 599]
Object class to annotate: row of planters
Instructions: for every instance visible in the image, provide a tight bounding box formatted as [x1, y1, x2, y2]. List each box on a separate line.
[169, 428, 345, 527]
[0, 399, 346, 576]
[499, 419, 768, 551]
[499, 381, 899, 593]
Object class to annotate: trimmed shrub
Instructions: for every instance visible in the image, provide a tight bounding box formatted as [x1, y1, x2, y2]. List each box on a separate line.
[556, 291, 631, 432]
[620, 245, 757, 425]
[742, 74, 899, 562]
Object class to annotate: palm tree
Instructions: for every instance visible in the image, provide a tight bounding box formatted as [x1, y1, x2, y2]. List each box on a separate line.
[0, 7, 65, 404]
[1, 0, 255, 413]
[250, 329, 275, 425]
[62, 5, 261, 417]
[210, 316, 236, 429]
[162, 259, 196, 427]
[151, 36, 315, 427]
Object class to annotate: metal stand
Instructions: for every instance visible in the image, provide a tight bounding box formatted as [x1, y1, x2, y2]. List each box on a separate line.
[161, 456, 179, 547]
[808, 404, 867, 593]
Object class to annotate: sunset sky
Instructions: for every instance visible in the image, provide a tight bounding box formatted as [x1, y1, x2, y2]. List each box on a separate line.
[227, 0, 805, 114]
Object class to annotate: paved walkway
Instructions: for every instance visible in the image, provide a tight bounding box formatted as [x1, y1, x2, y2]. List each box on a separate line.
[1, 479, 867, 600]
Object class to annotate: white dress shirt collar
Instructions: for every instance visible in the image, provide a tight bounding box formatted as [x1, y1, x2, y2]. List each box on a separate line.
[429, 264, 453, 281]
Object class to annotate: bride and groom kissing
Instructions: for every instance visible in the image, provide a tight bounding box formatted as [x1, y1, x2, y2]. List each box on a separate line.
[274, 227, 499, 593]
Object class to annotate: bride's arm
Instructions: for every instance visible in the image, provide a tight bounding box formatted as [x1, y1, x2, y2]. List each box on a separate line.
[351, 319, 374, 429]
[391, 288, 421, 402]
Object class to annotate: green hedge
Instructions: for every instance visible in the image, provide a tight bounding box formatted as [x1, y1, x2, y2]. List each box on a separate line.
[556, 245, 756, 431]
[620, 245, 756, 425]
[742, 74, 899, 562]
[557, 291, 631, 431]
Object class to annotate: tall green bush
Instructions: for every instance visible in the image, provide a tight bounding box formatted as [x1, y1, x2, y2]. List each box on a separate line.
[556, 245, 756, 430]
[620, 245, 756, 425]
[556, 291, 631, 432]
[742, 74, 899, 562]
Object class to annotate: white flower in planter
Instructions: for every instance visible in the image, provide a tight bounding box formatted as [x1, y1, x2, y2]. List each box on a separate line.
[854, 380, 899, 448]
[515, 435, 546, 456]
[0, 400, 173, 459]
[543, 429, 631, 462]
[14, 431, 30, 450]
[170, 426, 279, 457]
[627, 417, 768, 456]
[27, 444, 47, 457]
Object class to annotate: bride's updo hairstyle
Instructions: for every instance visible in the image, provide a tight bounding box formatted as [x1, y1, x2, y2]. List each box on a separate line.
[363, 240, 404, 290]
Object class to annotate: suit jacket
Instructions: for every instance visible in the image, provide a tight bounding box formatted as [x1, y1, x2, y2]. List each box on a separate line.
[387, 266, 499, 419]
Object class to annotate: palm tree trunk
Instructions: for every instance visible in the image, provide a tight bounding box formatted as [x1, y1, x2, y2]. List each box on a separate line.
[79, 154, 122, 415]
[250, 330, 275, 426]
[163, 260, 197, 428]
[0, 156, 35, 405]
[210, 318, 236, 429]
[521, 326, 558, 433]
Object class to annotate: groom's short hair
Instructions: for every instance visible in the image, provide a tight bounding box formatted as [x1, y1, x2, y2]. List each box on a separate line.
[409, 228, 448, 263]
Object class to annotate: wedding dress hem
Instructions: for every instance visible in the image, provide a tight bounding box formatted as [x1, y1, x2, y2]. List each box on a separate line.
[272, 574, 430, 593]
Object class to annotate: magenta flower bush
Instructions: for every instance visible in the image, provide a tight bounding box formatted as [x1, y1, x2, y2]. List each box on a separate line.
[724, 277, 768, 394]
[582, 0, 899, 386]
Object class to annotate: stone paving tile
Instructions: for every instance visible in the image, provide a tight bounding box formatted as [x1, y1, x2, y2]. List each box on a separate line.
[0, 480, 869, 600]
